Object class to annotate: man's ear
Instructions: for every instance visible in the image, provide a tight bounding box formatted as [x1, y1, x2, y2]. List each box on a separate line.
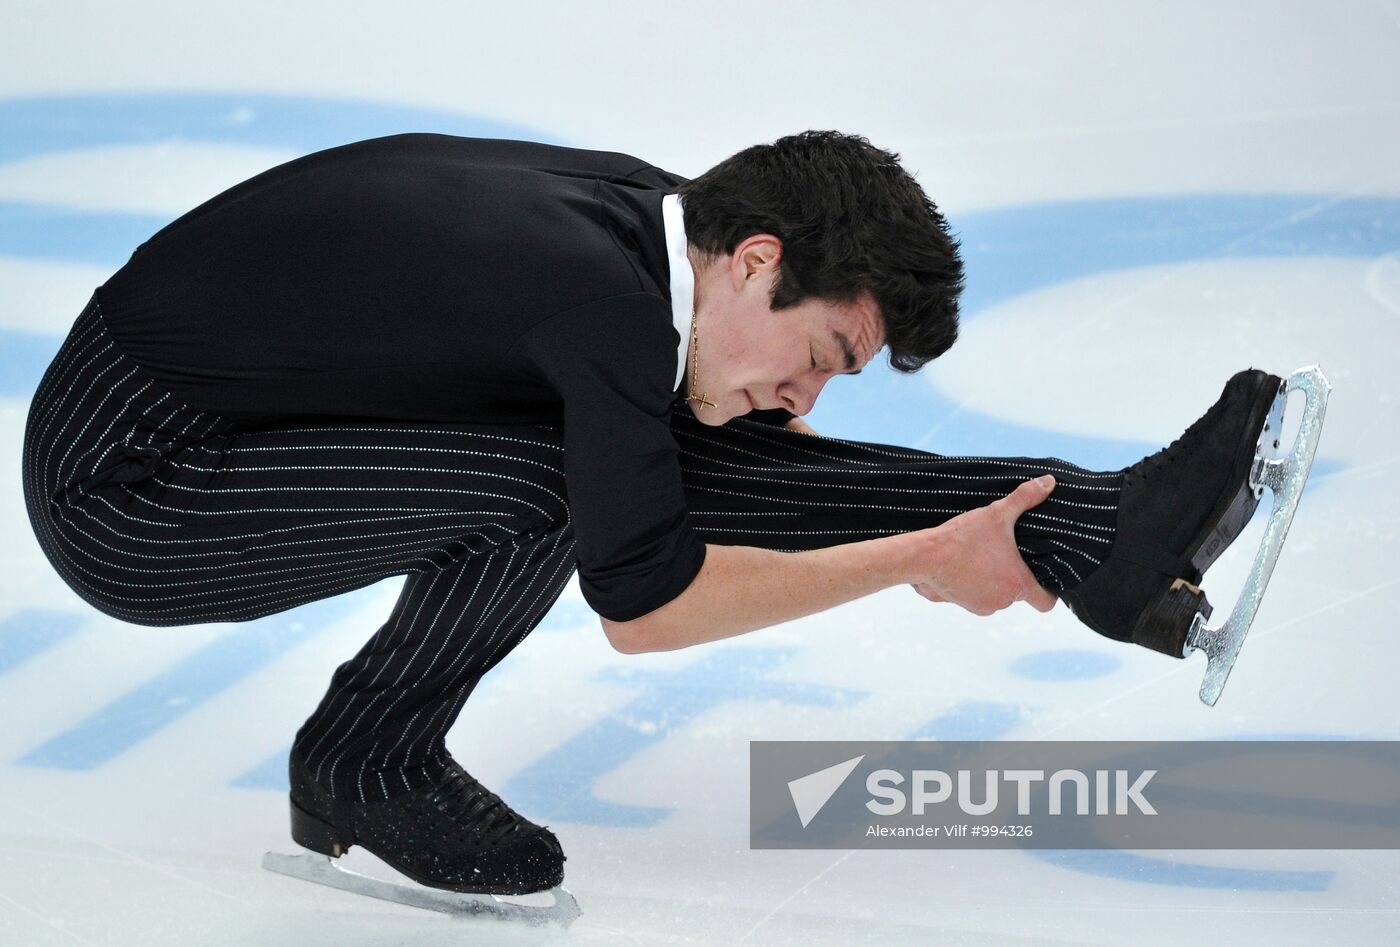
[730, 234, 783, 288]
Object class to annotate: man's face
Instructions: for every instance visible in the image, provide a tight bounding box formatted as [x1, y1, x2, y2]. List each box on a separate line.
[688, 237, 884, 426]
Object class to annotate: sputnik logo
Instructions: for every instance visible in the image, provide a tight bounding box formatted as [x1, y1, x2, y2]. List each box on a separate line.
[787, 755, 865, 828]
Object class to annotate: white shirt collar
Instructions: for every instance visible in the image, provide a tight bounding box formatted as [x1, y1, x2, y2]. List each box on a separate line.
[661, 193, 694, 393]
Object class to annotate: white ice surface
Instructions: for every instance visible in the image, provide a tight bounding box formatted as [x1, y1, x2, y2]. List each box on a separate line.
[2, 2, 1398, 944]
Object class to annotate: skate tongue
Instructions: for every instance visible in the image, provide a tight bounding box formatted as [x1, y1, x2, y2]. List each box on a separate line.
[435, 767, 524, 845]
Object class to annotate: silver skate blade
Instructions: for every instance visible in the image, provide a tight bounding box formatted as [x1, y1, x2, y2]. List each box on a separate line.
[1184, 365, 1331, 706]
[261, 851, 581, 927]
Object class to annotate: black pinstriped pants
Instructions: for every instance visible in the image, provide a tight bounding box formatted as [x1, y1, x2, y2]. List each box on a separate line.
[22, 295, 1122, 802]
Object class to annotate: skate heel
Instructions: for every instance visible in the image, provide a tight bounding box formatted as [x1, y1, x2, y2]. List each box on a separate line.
[1192, 480, 1261, 574]
[1132, 579, 1213, 658]
[289, 797, 351, 858]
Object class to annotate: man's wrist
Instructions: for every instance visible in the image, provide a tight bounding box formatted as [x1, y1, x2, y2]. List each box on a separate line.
[874, 528, 940, 589]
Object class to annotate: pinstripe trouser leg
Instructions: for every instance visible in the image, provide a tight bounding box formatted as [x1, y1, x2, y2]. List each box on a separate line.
[24, 295, 1119, 802]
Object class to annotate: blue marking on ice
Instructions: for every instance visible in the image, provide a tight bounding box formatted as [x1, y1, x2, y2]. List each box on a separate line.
[0, 329, 65, 400]
[956, 193, 1400, 317]
[909, 700, 1026, 740]
[16, 588, 372, 770]
[1027, 736, 1377, 890]
[1009, 649, 1121, 682]
[503, 647, 868, 826]
[0, 92, 556, 164]
[0, 203, 170, 266]
[0, 609, 86, 677]
[1030, 850, 1333, 891]
[231, 748, 288, 791]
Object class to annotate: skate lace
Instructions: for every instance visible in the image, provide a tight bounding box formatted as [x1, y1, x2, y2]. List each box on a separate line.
[431, 766, 524, 847]
[1131, 398, 1217, 481]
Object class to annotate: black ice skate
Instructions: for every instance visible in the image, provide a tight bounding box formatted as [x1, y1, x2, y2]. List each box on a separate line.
[1060, 366, 1330, 705]
[261, 750, 579, 926]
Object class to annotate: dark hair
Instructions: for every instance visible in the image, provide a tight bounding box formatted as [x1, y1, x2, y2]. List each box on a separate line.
[677, 130, 962, 372]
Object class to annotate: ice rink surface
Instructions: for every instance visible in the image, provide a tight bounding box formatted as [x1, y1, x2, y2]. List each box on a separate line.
[2, 1, 1398, 943]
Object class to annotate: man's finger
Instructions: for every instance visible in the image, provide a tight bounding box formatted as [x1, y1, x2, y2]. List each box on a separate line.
[997, 475, 1055, 517]
[911, 583, 946, 603]
[1024, 581, 1057, 613]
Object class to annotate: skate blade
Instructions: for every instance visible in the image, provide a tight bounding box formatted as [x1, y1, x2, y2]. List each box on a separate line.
[261, 851, 581, 927]
[1184, 365, 1330, 706]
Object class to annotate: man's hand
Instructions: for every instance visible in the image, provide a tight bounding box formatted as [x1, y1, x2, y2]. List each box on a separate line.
[602, 475, 1059, 654]
[908, 475, 1058, 616]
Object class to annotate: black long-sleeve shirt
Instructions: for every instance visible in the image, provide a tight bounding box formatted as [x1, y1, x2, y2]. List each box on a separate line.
[97, 133, 733, 621]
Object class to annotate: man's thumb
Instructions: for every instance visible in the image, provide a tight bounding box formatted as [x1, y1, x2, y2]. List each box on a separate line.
[1006, 475, 1056, 514]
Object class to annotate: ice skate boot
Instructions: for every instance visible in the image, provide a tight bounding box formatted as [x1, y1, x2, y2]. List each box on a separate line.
[1060, 366, 1329, 705]
[261, 749, 579, 926]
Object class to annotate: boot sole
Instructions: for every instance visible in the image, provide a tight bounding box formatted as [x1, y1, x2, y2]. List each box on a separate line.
[1129, 373, 1282, 656]
[288, 795, 563, 897]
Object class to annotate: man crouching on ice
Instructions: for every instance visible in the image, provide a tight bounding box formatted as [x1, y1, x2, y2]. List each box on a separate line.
[22, 129, 1293, 901]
